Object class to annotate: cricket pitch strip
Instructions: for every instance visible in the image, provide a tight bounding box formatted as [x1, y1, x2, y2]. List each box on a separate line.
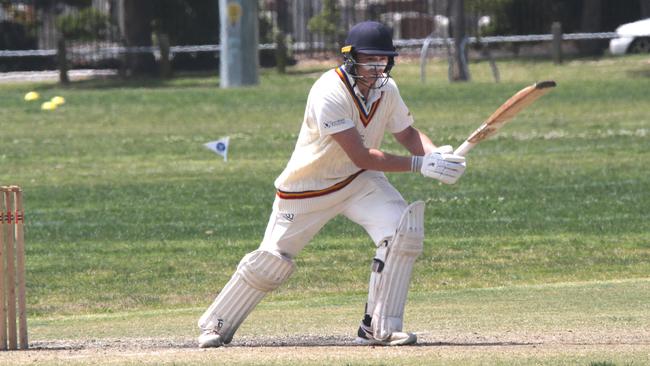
[2, 331, 649, 365]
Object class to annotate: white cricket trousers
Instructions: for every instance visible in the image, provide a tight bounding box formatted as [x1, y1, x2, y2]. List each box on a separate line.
[259, 173, 407, 259]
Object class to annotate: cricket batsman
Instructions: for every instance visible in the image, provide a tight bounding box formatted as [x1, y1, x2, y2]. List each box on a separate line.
[198, 21, 467, 347]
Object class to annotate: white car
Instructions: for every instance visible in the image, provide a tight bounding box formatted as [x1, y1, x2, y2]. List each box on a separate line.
[609, 18, 650, 55]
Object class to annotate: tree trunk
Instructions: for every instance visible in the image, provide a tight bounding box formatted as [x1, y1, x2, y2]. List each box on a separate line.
[451, 0, 469, 81]
[57, 38, 69, 84]
[123, 0, 155, 76]
[578, 0, 603, 56]
[276, 0, 289, 33]
[642, 0, 650, 18]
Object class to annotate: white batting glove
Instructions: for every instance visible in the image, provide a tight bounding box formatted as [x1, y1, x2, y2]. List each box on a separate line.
[412, 145, 466, 185]
[430, 145, 454, 155]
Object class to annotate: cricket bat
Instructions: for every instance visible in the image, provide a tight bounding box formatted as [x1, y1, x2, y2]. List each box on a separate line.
[454, 80, 556, 156]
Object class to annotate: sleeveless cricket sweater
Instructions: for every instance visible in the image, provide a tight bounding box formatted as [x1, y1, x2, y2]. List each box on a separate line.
[273, 66, 414, 214]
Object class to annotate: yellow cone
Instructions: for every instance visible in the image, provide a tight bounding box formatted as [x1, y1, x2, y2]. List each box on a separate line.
[51, 96, 66, 106]
[24, 91, 40, 101]
[41, 101, 57, 110]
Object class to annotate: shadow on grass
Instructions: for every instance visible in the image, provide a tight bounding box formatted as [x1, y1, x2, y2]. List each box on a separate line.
[626, 69, 650, 79]
[23, 65, 330, 91]
[468, 54, 610, 65]
[284, 67, 331, 76]
[35, 71, 219, 91]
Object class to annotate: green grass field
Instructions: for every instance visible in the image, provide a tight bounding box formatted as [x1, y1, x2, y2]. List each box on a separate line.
[0, 55, 649, 364]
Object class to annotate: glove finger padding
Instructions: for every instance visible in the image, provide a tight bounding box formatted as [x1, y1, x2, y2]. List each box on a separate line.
[421, 153, 466, 184]
[440, 153, 465, 164]
[439, 162, 466, 184]
[441, 160, 466, 173]
[436, 161, 465, 184]
[432, 145, 454, 154]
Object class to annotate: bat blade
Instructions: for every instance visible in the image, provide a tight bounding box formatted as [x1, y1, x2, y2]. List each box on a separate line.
[454, 80, 556, 156]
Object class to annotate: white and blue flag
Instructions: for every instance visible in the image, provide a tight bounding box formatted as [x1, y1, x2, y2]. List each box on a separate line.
[204, 137, 230, 161]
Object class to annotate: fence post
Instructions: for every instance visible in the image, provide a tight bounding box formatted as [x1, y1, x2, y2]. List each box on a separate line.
[551, 22, 563, 64]
[57, 38, 69, 84]
[275, 31, 287, 74]
[159, 33, 172, 78]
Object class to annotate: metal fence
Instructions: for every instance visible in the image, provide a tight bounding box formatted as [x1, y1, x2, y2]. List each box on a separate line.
[0, 0, 640, 73]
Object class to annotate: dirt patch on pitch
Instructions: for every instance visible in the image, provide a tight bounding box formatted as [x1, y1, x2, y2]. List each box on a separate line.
[25, 329, 650, 350]
[2, 331, 648, 365]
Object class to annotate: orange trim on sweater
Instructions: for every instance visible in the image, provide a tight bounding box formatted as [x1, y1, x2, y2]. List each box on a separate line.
[276, 170, 365, 200]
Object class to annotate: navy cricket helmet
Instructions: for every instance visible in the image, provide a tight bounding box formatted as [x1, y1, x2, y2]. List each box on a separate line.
[341, 21, 397, 88]
[341, 21, 398, 56]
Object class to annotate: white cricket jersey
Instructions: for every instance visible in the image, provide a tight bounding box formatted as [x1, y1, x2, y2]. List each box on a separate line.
[273, 66, 414, 213]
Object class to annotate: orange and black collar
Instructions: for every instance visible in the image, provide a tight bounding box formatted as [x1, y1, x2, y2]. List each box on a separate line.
[335, 67, 382, 127]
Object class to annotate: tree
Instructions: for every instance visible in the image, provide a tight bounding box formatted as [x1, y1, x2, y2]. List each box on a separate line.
[152, 0, 219, 45]
[308, 0, 341, 52]
[122, 0, 155, 75]
[56, 7, 110, 41]
[642, 0, 650, 17]
[451, 0, 469, 81]
[579, 0, 603, 56]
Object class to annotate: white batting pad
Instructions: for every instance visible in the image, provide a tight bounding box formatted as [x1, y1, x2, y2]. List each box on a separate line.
[198, 250, 295, 343]
[370, 201, 424, 340]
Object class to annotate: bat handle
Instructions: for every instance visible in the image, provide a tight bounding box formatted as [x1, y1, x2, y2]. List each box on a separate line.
[454, 140, 475, 157]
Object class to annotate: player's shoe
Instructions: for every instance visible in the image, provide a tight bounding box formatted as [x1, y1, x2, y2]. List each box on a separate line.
[198, 329, 224, 348]
[355, 323, 417, 346]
